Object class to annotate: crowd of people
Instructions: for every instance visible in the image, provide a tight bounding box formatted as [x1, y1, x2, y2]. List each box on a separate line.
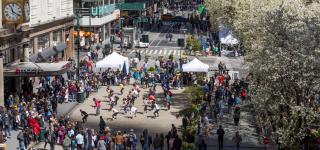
[0, 56, 107, 149]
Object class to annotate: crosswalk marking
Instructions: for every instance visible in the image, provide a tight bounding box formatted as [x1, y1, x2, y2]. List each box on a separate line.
[144, 50, 149, 55]
[148, 50, 153, 55]
[153, 50, 158, 54]
[163, 49, 167, 55]
[172, 50, 177, 55]
[129, 49, 183, 56]
[167, 50, 172, 55]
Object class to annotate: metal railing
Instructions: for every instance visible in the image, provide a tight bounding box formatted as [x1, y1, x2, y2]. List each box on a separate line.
[74, 8, 91, 17]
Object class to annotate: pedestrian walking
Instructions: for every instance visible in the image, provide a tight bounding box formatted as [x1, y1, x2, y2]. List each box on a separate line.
[99, 116, 107, 132]
[233, 106, 241, 126]
[49, 131, 57, 150]
[165, 131, 172, 150]
[115, 131, 124, 150]
[153, 133, 162, 150]
[218, 99, 225, 120]
[217, 125, 225, 150]
[17, 130, 25, 150]
[232, 131, 242, 150]
[198, 139, 207, 150]
[76, 132, 84, 150]
[63, 135, 71, 150]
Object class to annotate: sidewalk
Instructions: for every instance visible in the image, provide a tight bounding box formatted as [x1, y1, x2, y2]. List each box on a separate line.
[198, 102, 266, 150]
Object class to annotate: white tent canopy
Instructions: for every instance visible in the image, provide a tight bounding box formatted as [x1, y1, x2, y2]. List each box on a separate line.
[96, 52, 130, 73]
[182, 58, 209, 72]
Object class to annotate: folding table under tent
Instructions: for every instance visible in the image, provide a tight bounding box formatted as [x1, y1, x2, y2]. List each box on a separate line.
[96, 52, 130, 74]
[182, 58, 209, 72]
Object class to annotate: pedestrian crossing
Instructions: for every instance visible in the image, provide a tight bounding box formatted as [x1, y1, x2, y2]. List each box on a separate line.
[129, 48, 183, 57]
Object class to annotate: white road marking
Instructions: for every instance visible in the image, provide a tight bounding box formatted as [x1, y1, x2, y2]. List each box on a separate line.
[163, 49, 167, 55]
[158, 50, 163, 55]
[172, 50, 177, 55]
[167, 50, 172, 55]
[153, 50, 158, 54]
[129, 50, 135, 54]
[144, 49, 149, 55]
[149, 50, 154, 55]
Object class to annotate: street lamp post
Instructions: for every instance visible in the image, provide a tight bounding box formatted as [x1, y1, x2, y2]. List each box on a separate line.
[119, 0, 124, 54]
[75, 11, 81, 82]
[89, 2, 94, 53]
[180, 28, 187, 59]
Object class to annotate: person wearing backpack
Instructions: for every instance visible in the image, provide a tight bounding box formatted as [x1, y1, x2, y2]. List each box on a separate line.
[3, 114, 10, 138]
[71, 135, 77, 150]
[49, 131, 57, 150]
[97, 136, 107, 150]
[153, 133, 161, 150]
[17, 130, 25, 150]
[233, 107, 241, 126]
[216, 125, 225, 150]
[129, 129, 137, 150]
[63, 135, 71, 150]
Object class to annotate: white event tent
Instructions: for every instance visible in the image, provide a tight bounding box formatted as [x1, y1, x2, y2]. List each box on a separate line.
[96, 52, 130, 73]
[182, 58, 209, 72]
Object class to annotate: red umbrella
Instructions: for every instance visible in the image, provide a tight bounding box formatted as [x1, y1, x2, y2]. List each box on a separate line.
[149, 95, 156, 100]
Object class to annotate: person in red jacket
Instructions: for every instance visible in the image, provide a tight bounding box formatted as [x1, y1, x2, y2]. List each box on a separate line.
[94, 98, 102, 116]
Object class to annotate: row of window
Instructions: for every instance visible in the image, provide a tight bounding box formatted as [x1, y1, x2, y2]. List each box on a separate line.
[38, 31, 63, 50]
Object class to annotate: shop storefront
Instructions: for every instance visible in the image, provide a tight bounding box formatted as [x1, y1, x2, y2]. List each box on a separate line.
[3, 61, 71, 97]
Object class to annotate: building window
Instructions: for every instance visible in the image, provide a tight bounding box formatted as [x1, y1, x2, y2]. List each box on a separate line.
[53, 31, 62, 43]
[38, 34, 50, 50]
[4, 48, 14, 64]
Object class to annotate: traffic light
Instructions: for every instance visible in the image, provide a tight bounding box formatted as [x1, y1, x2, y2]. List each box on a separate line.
[177, 38, 185, 47]
[142, 35, 149, 43]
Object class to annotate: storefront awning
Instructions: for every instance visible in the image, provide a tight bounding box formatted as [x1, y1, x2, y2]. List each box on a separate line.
[4, 61, 71, 77]
[29, 43, 68, 62]
[55, 43, 67, 53]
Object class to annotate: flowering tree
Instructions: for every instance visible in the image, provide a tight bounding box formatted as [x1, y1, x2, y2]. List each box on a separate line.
[206, 0, 320, 149]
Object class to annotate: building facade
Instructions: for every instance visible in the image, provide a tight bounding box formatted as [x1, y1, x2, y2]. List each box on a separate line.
[0, 0, 75, 105]
[119, 0, 159, 29]
[74, 0, 121, 49]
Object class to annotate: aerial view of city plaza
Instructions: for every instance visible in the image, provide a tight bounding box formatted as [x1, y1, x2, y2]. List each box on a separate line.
[0, 0, 319, 149]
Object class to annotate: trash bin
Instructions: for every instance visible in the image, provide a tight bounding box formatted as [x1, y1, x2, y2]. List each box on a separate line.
[77, 92, 86, 103]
